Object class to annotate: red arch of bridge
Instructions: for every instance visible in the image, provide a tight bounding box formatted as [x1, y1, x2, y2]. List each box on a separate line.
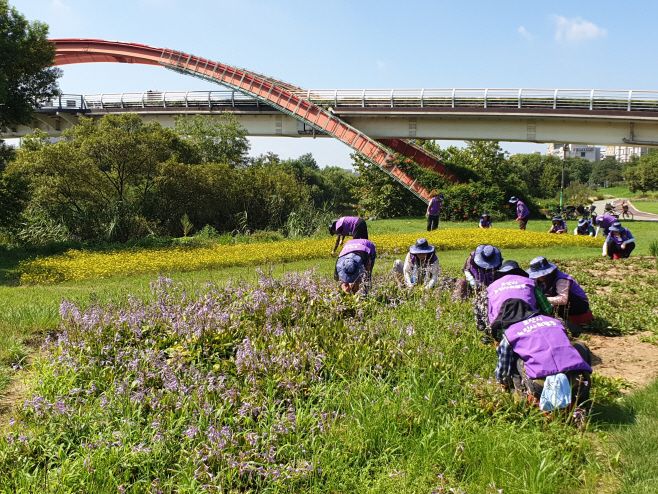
[51, 39, 456, 202]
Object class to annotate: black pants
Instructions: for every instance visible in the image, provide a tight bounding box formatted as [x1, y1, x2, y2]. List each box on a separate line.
[352, 218, 369, 239]
[556, 294, 590, 319]
[427, 214, 439, 231]
[607, 241, 635, 259]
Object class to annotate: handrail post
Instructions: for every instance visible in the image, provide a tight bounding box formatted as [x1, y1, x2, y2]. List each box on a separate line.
[120, 93, 124, 109]
[420, 88, 424, 108]
[232, 91, 235, 107]
[334, 89, 338, 108]
[58, 94, 62, 109]
[141, 92, 145, 108]
[518, 88, 522, 109]
[185, 91, 189, 108]
[452, 88, 455, 108]
[162, 92, 166, 108]
[628, 90, 633, 111]
[553, 89, 558, 109]
[390, 89, 394, 108]
[208, 91, 211, 108]
[307, 89, 310, 101]
[590, 89, 594, 110]
[484, 88, 488, 108]
[362, 89, 365, 108]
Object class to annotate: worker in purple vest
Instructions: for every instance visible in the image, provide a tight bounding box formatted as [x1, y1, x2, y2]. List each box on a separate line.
[334, 238, 376, 295]
[425, 191, 444, 231]
[527, 257, 593, 327]
[509, 196, 530, 230]
[574, 218, 595, 236]
[548, 216, 568, 234]
[593, 214, 616, 238]
[329, 216, 369, 254]
[455, 244, 503, 300]
[483, 260, 553, 341]
[479, 213, 492, 229]
[495, 314, 592, 410]
[603, 221, 636, 260]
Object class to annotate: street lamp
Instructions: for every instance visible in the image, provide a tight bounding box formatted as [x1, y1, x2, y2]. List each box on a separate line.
[559, 144, 569, 212]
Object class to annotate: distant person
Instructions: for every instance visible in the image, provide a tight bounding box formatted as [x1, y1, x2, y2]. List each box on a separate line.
[479, 213, 493, 229]
[329, 216, 368, 254]
[593, 214, 617, 238]
[548, 216, 568, 234]
[495, 314, 592, 411]
[527, 257, 593, 326]
[574, 218, 595, 236]
[393, 238, 441, 289]
[603, 221, 636, 259]
[425, 191, 444, 231]
[334, 239, 376, 295]
[509, 196, 530, 230]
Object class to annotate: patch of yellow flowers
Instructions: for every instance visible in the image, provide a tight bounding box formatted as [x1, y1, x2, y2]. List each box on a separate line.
[17, 229, 603, 285]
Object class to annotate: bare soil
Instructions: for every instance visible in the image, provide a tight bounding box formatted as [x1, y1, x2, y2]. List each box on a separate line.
[581, 332, 658, 388]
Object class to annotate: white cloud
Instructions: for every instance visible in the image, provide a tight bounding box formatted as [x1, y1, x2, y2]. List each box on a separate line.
[551, 15, 607, 42]
[518, 26, 533, 40]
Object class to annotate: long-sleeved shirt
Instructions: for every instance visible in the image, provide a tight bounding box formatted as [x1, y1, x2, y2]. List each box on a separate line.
[602, 230, 636, 256]
[402, 252, 441, 289]
[495, 336, 515, 384]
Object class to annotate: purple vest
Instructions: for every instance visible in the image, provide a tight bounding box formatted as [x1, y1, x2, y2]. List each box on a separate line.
[517, 201, 530, 219]
[428, 197, 441, 215]
[410, 252, 438, 265]
[339, 239, 376, 260]
[609, 228, 631, 248]
[479, 219, 492, 228]
[468, 252, 496, 286]
[552, 220, 567, 232]
[487, 275, 537, 324]
[555, 271, 588, 302]
[335, 216, 359, 235]
[577, 221, 591, 234]
[505, 315, 593, 379]
[596, 215, 616, 233]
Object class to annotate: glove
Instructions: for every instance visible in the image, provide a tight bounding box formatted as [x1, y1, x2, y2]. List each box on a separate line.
[515, 217, 520, 221]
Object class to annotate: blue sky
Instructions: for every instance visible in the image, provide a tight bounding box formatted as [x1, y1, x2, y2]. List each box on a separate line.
[10, 0, 658, 167]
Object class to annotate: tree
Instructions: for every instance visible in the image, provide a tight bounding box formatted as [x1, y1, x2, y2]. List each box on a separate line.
[0, 1, 60, 133]
[590, 157, 622, 185]
[174, 113, 250, 167]
[624, 153, 658, 194]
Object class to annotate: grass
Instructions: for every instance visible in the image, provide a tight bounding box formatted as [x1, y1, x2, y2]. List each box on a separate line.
[0, 217, 657, 492]
[632, 201, 658, 215]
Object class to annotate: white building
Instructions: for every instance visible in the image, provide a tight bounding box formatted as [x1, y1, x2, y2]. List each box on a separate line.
[605, 146, 647, 163]
[547, 143, 601, 161]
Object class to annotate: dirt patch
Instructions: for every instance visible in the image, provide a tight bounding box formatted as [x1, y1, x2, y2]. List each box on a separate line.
[580, 332, 658, 388]
[0, 370, 30, 429]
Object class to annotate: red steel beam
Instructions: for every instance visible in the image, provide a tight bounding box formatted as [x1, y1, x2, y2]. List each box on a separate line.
[377, 138, 457, 182]
[50, 39, 434, 202]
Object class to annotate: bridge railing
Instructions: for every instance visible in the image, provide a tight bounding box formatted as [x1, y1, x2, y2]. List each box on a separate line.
[38, 89, 658, 113]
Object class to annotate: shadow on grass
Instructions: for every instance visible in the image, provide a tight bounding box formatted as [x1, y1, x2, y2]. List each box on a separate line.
[582, 317, 625, 336]
[590, 401, 636, 427]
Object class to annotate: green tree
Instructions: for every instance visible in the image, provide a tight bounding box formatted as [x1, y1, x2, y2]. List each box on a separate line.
[0, 1, 60, 133]
[624, 153, 658, 194]
[590, 157, 622, 185]
[174, 113, 250, 167]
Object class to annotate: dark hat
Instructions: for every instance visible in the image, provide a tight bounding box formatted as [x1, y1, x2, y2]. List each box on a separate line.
[509, 196, 519, 203]
[474, 244, 503, 269]
[578, 219, 589, 227]
[482, 212, 490, 218]
[336, 253, 364, 284]
[609, 221, 624, 232]
[493, 260, 529, 280]
[551, 216, 562, 222]
[329, 221, 337, 235]
[527, 256, 558, 279]
[409, 238, 435, 255]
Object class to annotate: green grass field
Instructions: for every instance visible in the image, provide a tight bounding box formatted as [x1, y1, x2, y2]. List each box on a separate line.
[0, 216, 657, 492]
[632, 200, 658, 215]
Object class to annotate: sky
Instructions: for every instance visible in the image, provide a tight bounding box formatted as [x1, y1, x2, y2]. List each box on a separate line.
[9, 0, 658, 168]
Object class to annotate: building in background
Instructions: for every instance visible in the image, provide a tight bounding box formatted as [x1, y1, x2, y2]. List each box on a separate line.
[547, 143, 601, 161]
[605, 146, 648, 163]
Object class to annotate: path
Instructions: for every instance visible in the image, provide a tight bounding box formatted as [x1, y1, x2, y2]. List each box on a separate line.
[590, 198, 658, 222]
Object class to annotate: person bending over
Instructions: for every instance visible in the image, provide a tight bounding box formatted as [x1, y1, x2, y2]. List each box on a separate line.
[329, 216, 368, 254]
[455, 244, 503, 300]
[393, 238, 440, 289]
[495, 315, 592, 411]
[527, 256, 593, 327]
[574, 218, 594, 236]
[509, 196, 530, 230]
[593, 214, 616, 238]
[548, 216, 568, 234]
[603, 221, 635, 259]
[334, 238, 376, 295]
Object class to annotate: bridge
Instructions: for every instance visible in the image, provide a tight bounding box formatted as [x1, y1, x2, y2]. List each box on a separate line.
[5, 38, 658, 202]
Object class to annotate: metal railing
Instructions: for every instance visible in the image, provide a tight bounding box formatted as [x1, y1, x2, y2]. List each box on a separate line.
[38, 88, 658, 113]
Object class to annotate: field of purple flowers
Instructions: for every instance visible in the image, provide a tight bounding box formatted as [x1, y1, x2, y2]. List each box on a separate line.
[0, 269, 601, 493]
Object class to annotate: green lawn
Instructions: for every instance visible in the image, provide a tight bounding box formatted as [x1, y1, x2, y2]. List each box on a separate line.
[632, 200, 658, 215]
